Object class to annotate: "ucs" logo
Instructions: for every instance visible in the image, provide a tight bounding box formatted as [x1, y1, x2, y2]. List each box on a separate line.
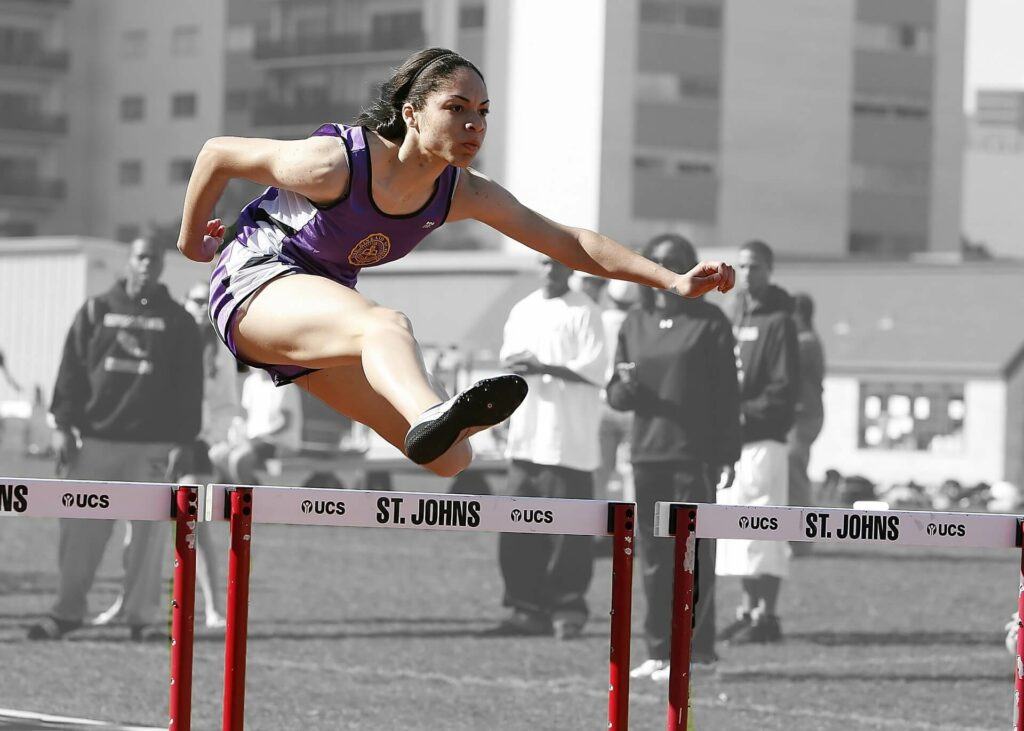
[61, 493, 110, 509]
[301, 499, 346, 516]
[926, 522, 965, 537]
[510, 508, 554, 524]
[738, 515, 778, 531]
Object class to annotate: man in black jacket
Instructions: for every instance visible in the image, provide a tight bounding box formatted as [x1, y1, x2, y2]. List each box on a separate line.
[717, 239, 799, 645]
[28, 238, 203, 641]
[607, 234, 741, 681]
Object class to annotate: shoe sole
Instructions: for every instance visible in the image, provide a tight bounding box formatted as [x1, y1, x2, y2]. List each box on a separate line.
[405, 375, 528, 465]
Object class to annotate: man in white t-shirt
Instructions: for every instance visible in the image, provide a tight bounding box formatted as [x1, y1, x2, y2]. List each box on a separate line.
[216, 368, 302, 483]
[487, 257, 607, 640]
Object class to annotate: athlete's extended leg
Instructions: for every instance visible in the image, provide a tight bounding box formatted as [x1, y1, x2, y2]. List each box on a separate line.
[297, 363, 471, 478]
[233, 275, 525, 465]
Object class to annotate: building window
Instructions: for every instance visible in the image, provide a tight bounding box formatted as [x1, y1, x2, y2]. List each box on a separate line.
[850, 162, 929, 193]
[171, 92, 197, 118]
[226, 90, 249, 113]
[121, 29, 147, 59]
[856, 21, 932, 54]
[859, 383, 965, 453]
[371, 11, 423, 49]
[226, 25, 255, 53]
[637, 72, 719, 103]
[169, 158, 193, 184]
[459, 4, 485, 29]
[120, 95, 145, 122]
[171, 25, 199, 56]
[116, 224, 141, 243]
[119, 160, 142, 186]
[849, 232, 927, 257]
[853, 95, 929, 121]
[634, 151, 716, 178]
[640, 1, 722, 30]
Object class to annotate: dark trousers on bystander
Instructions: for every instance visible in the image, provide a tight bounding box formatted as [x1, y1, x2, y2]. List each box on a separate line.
[634, 460, 717, 660]
[498, 459, 595, 621]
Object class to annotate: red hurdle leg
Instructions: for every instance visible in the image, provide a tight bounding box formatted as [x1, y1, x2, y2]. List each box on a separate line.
[170, 485, 199, 731]
[1015, 519, 1024, 731]
[608, 502, 636, 730]
[223, 487, 253, 731]
[667, 504, 697, 731]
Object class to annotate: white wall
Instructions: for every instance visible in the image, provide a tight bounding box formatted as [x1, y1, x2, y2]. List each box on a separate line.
[810, 375, 1007, 485]
[500, 0, 608, 245]
[962, 145, 1024, 258]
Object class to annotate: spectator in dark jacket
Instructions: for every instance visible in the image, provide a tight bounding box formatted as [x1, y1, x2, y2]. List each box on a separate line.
[28, 238, 204, 641]
[717, 239, 798, 645]
[607, 234, 741, 681]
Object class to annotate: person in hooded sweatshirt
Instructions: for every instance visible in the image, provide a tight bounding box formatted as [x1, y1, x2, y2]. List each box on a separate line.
[28, 237, 203, 641]
[716, 239, 799, 645]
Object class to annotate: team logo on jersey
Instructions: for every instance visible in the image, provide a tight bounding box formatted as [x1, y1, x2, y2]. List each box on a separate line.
[349, 233, 391, 266]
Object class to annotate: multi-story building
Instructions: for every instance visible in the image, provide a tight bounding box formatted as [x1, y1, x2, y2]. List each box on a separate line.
[9, 0, 967, 258]
[0, 0, 72, 237]
[494, 0, 966, 257]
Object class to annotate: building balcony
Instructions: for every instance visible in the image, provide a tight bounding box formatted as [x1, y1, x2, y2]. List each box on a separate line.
[254, 30, 425, 61]
[0, 109, 67, 135]
[0, 47, 69, 72]
[251, 99, 362, 130]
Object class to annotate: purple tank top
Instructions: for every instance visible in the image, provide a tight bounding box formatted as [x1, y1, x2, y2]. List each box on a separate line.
[232, 124, 460, 288]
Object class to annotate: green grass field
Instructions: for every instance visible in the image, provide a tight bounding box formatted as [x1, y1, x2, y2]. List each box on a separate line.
[0, 451, 1019, 730]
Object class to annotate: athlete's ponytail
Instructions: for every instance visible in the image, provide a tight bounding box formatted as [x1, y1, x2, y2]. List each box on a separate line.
[355, 48, 484, 142]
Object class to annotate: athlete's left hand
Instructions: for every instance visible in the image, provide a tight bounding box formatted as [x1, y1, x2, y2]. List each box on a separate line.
[672, 261, 734, 298]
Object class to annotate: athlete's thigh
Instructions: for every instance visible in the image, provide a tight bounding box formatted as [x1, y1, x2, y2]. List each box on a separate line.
[232, 274, 381, 368]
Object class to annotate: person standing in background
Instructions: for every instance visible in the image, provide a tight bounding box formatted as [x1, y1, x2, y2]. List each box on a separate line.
[787, 292, 825, 556]
[595, 279, 640, 503]
[488, 257, 607, 640]
[28, 238, 203, 641]
[607, 234, 741, 680]
[717, 240, 798, 645]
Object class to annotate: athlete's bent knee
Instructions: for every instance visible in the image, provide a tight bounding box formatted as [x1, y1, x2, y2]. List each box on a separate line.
[366, 306, 414, 338]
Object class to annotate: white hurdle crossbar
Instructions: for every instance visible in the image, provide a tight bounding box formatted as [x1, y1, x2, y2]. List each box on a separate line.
[0, 476, 202, 731]
[652, 502, 1024, 731]
[205, 484, 636, 731]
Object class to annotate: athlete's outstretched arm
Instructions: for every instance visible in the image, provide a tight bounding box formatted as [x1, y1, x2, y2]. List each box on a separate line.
[450, 169, 733, 297]
[176, 136, 350, 262]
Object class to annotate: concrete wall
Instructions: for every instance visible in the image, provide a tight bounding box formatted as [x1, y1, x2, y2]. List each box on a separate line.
[810, 374, 1007, 485]
[962, 145, 1024, 258]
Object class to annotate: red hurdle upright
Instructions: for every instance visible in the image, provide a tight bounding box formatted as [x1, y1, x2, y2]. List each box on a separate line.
[666, 503, 697, 731]
[170, 485, 200, 731]
[1015, 518, 1024, 731]
[608, 502, 636, 730]
[223, 487, 253, 731]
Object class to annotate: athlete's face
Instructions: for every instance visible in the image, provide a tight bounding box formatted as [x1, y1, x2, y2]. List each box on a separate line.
[406, 67, 488, 168]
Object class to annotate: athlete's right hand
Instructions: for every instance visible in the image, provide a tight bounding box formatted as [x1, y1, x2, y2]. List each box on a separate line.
[200, 219, 226, 262]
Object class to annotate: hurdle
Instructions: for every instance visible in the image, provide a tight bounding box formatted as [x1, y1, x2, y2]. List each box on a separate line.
[0, 476, 201, 731]
[653, 501, 1024, 731]
[204, 484, 636, 730]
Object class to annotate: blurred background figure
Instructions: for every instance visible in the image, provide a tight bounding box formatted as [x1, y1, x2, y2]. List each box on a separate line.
[0, 347, 22, 394]
[212, 367, 302, 485]
[787, 292, 825, 556]
[607, 233, 740, 681]
[717, 240, 798, 646]
[28, 238, 203, 641]
[94, 280, 236, 629]
[488, 257, 607, 640]
[595, 278, 640, 504]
